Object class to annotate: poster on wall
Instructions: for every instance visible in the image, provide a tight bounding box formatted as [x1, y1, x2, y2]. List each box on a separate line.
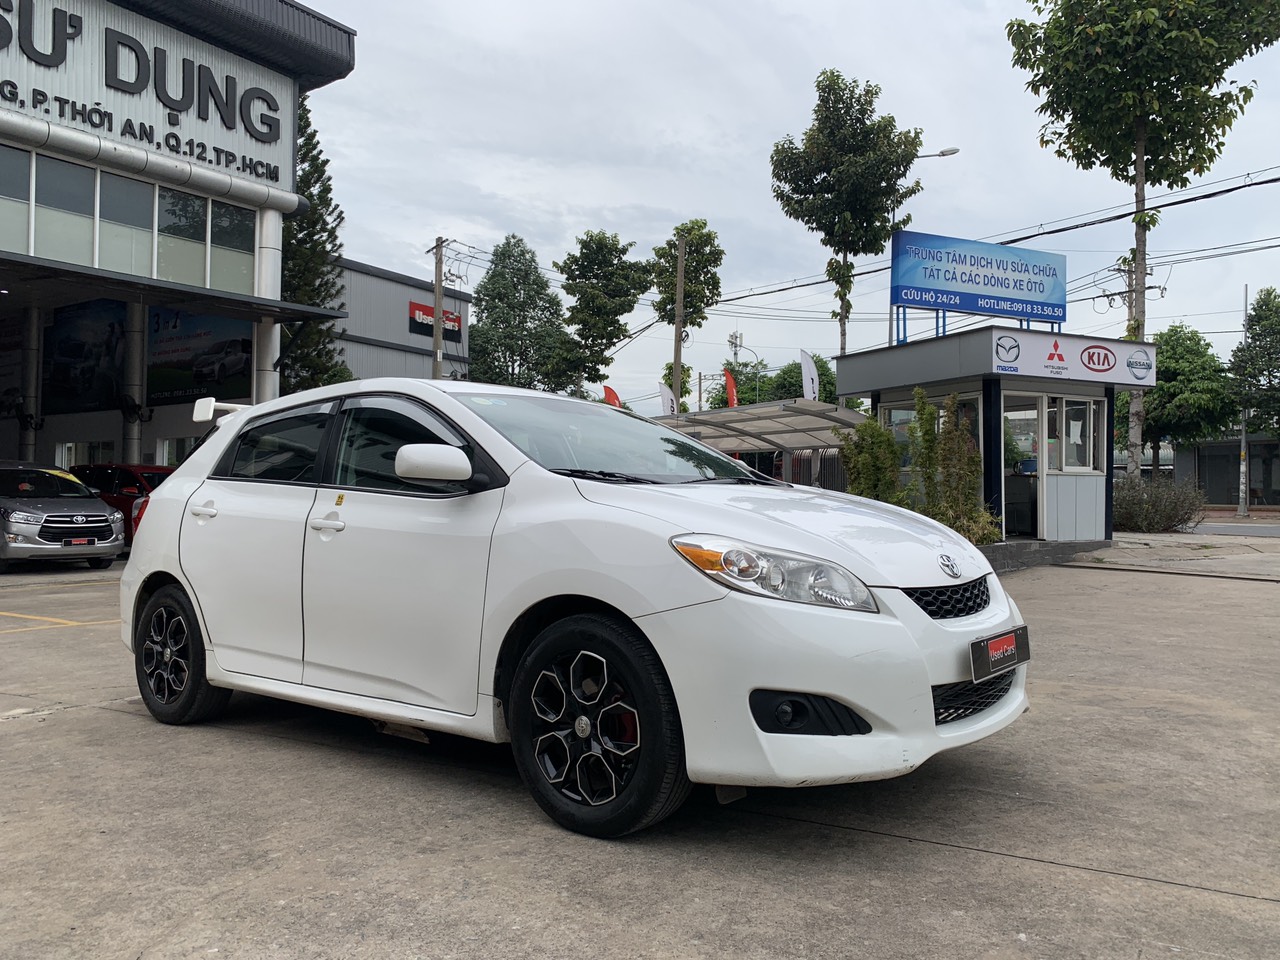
[146, 308, 254, 406]
[41, 300, 128, 415]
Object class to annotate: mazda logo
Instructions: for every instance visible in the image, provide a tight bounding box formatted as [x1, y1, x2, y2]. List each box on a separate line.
[995, 335, 1020, 363]
[73, 515, 86, 524]
[938, 554, 962, 579]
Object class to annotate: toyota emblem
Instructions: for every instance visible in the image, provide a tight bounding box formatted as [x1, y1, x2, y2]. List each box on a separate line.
[73, 515, 86, 524]
[938, 554, 962, 579]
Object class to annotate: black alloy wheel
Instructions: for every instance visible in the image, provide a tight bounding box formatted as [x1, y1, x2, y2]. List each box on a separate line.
[135, 585, 230, 725]
[509, 614, 690, 838]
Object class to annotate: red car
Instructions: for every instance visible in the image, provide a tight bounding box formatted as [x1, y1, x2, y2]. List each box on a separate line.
[71, 464, 175, 543]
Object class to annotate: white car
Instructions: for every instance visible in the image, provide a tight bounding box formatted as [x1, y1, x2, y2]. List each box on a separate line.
[121, 379, 1030, 837]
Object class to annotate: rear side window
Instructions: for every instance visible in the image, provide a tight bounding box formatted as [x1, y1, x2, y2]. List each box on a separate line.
[216, 402, 333, 483]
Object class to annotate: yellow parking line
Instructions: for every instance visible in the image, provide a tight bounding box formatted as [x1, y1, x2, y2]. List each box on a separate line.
[0, 611, 77, 625]
[0, 618, 121, 635]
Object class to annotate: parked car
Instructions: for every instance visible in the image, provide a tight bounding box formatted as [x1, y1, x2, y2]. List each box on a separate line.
[122, 379, 1030, 837]
[71, 463, 175, 544]
[0, 462, 125, 572]
[192, 338, 251, 384]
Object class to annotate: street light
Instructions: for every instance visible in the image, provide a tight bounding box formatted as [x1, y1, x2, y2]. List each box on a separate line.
[916, 146, 960, 158]
[736, 343, 762, 403]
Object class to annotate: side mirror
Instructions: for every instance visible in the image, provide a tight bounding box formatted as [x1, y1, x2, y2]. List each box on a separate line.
[395, 444, 473, 482]
[120, 486, 140, 497]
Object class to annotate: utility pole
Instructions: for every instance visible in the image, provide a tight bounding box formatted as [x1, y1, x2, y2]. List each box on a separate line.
[430, 236, 447, 379]
[1238, 284, 1250, 518]
[697, 372, 703, 412]
[672, 235, 686, 419]
[728, 331, 741, 364]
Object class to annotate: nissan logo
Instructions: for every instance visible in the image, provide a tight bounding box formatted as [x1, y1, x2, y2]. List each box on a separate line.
[995, 335, 1021, 363]
[1080, 345, 1117, 373]
[1127, 348, 1153, 380]
[938, 554, 962, 579]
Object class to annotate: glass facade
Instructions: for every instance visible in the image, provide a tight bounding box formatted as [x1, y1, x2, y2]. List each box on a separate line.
[1198, 441, 1280, 506]
[0, 146, 255, 294]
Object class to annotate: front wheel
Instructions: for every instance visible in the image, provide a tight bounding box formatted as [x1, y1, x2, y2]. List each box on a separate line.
[508, 614, 690, 838]
[86, 557, 114, 570]
[135, 585, 231, 725]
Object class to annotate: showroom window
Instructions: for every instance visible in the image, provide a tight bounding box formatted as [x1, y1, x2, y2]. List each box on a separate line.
[99, 173, 155, 277]
[210, 200, 256, 294]
[157, 187, 208, 285]
[220, 403, 334, 483]
[0, 144, 30, 253]
[34, 155, 94, 266]
[332, 396, 470, 496]
[1046, 397, 1105, 472]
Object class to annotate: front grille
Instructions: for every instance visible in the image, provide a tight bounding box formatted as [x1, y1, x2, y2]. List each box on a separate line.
[38, 514, 113, 544]
[932, 671, 1015, 725]
[903, 577, 990, 619]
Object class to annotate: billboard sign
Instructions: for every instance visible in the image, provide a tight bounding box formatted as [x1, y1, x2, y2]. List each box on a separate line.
[891, 231, 1067, 324]
[41, 299, 127, 415]
[989, 329, 1156, 386]
[146, 308, 253, 405]
[408, 301, 462, 342]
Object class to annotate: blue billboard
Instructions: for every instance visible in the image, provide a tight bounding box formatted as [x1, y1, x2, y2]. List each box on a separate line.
[890, 231, 1067, 324]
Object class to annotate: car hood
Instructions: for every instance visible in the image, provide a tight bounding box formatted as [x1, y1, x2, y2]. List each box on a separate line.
[0, 497, 113, 517]
[573, 481, 991, 588]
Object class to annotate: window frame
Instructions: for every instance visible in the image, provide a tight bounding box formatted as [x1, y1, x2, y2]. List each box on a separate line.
[1045, 394, 1104, 474]
[211, 400, 337, 485]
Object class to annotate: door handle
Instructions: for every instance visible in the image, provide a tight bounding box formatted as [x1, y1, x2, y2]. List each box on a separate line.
[189, 505, 218, 518]
[309, 518, 346, 532]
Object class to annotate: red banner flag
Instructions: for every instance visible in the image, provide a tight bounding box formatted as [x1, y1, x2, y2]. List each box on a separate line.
[724, 368, 738, 407]
[603, 385, 622, 407]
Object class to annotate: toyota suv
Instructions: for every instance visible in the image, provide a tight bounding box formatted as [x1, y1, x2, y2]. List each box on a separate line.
[0, 462, 125, 572]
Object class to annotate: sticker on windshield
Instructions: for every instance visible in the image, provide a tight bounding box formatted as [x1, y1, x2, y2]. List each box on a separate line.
[468, 397, 506, 406]
[45, 469, 81, 483]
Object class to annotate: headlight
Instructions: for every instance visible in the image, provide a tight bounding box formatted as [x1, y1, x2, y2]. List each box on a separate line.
[672, 535, 878, 613]
[108, 510, 124, 523]
[3, 510, 43, 525]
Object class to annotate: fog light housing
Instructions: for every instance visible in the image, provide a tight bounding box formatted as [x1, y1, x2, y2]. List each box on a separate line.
[750, 690, 872, 736]
[6, 534, 25, 544]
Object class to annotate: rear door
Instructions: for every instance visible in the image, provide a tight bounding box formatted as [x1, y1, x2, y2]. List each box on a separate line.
[179, 401, 335, 682]
[300, 395, 503, 714]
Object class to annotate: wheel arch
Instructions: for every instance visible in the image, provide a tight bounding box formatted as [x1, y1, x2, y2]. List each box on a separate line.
[492, 596, 665, 712]
[130, 571, 185, 650]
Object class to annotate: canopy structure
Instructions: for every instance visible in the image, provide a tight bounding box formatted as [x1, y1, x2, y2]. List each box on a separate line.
[656, 398, 865, 454]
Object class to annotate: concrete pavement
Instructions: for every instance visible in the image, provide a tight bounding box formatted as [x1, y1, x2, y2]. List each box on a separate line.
[0, 554, 1276, 959]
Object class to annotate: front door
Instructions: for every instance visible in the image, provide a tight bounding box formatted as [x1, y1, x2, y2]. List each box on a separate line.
[1001, 394, 1041, 539]
[300, 395, 503, 715]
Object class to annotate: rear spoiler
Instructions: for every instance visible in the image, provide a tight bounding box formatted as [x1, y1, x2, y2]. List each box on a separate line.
[193, 397, 251, 423]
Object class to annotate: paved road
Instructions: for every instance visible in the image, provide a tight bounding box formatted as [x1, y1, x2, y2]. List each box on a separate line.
[1196, 522, 1280, 538]
[1, 563, 1276, 959]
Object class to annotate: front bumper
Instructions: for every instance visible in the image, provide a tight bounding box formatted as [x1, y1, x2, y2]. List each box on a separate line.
[1, 522, 125, 563]
[636, 575, 1029, 787]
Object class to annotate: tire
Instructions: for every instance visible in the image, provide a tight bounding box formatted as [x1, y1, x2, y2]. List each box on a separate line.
[135, 585, 231, 725]
[508, 613, 691, 838]
[86, 557, 114, 570]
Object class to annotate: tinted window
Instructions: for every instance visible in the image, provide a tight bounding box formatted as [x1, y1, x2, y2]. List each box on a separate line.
[225, 406, 331, 483]
[100, 173, 154, 228]
[35, 155, 94, 215]
[0, 144, 30, 201]
[211, 201, 255, 252]
[0, 468, 96, 499]
[333, 396, 469, 495]
[158, 188, 206, 241]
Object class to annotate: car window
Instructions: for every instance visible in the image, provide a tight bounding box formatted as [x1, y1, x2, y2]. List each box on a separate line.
[0, 468, 98, 499]
[333, 396, 470, 496]
[219, 403, 333, 483]
[136, 471, 171, 490]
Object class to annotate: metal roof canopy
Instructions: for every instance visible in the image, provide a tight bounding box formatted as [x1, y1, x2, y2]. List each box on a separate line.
[657, 398, 865, 454]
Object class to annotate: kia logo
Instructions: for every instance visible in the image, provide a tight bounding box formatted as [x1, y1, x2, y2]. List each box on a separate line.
[1080, 345, 1116, 373]
[1127, 348, 1153, 380]
[995, 335, 1020, 363]
[938, 554, 962, 579]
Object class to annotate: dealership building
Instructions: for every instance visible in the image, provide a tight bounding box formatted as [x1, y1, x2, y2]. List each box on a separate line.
[0, 0, 471, 468]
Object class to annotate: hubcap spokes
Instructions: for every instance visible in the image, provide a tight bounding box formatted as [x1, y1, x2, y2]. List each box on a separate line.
[141, 605, 190, 705]
[530, 651, 641, 806]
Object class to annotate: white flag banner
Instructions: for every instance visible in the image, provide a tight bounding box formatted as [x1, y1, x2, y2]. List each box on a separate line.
[659, 383, 678, 416]
[800, 350, 820, 402]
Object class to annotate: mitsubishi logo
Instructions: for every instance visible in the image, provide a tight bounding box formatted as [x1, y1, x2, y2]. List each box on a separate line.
[1047, 340, 1065, 362]
[938, 554, 962, 579]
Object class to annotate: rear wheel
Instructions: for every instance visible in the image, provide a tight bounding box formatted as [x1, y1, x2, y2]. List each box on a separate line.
[508, 614, 690, 838]
[86, 557, 114, 570]
[135, 585, 230, 724]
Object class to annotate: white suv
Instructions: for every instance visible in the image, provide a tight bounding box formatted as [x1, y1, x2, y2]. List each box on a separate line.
[121, 379, 1029, 837]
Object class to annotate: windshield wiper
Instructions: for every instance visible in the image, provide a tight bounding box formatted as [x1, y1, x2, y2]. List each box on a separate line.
[549, 468, 658, 484]
[679, 475, 776, 485]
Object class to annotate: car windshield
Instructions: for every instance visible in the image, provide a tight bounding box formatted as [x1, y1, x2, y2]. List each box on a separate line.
[456, 392, 763, 483]
[0, 468, 98, 499]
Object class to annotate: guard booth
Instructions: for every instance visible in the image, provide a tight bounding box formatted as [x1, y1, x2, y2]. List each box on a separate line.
[836, 326, 1158, 542]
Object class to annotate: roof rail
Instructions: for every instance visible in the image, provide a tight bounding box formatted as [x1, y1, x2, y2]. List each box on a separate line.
[193, 398, 251, 423]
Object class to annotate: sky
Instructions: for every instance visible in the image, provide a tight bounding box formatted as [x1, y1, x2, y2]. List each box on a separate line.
[301, 0, 1280, 415]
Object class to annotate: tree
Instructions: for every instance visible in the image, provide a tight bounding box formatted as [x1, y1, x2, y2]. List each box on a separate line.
[1232, 286, 1280, 439]
[1140, 324, 1236, 470]
[706, 358, 771, 409]
[651, 220, 725, 329]
[834, 420, 906, 507]
[662, 361, 693, 413]
[470, 235, 577, 392]
[1007, 2, 1280, 475]
[553, 231, 653, 389]
[279, 93, 354, 393]
[770, 69, 923, 355]
[772, 355, 839, 403]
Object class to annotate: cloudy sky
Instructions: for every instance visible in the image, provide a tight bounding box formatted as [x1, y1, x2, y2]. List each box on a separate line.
[302, 0, 1280, 415]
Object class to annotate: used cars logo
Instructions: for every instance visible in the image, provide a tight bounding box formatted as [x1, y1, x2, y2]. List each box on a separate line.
[995, 335, 1021, 363]
[1127, 348, 1153, 380]
[1080, 345, 1116, 373]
